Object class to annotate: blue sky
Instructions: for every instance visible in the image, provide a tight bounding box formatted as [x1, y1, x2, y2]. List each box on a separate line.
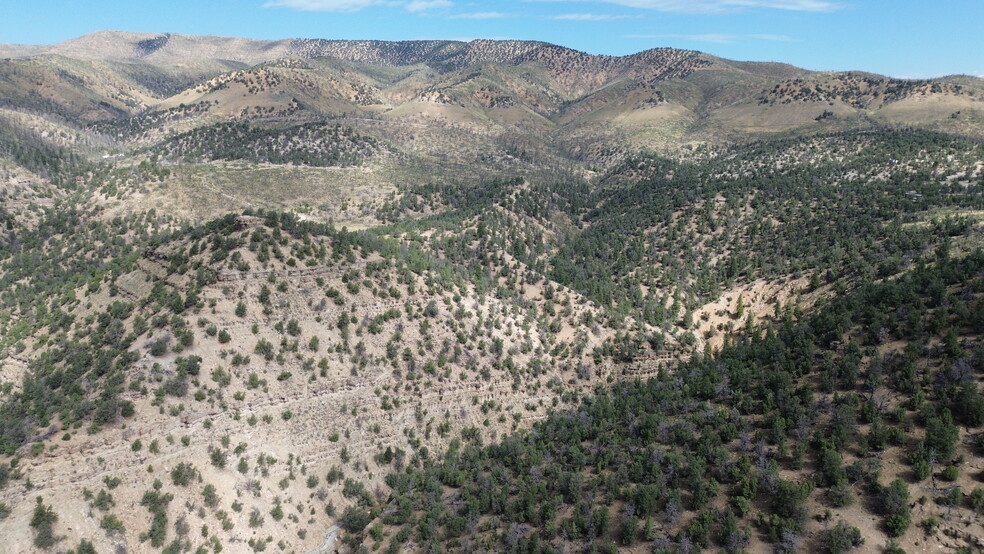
[1, 0, 981, 78]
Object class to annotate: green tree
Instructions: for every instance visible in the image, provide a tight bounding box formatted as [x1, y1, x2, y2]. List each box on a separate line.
[924, 410, 959, 460]
[826, 520, 863, 553]
[30, 497, 59, 549]
[880, 479, 910, 537]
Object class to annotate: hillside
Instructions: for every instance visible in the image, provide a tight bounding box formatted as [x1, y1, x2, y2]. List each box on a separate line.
[0, 208, 620, 553]
[2, 127, 984, 552]
[0, 33, 979, 227]
[1, 31, 984, 554]
[360, 251, 984, 553]
[0, 32, 980, 183]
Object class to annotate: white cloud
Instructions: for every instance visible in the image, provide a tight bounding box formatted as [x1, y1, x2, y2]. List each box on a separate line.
[626, 33, 793, 43]
[450, 11, 510, 19]
[527, 0, 840, 13]
[264, 0, 451, 12]
[264, 0, 389, 11]
[406, 0, 452, 12]
[550, 13, 638, 20]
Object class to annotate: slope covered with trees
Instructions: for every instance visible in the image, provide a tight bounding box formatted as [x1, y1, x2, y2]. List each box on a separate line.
[2, 31, 984, 554]
[0, 194, 624, 552]
[151, 121, 382, 167]
[362, 250, 984, 553]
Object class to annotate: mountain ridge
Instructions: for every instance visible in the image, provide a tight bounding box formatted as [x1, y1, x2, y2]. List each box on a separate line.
[2, 31, 696, 66]
[8, 30, 976, 83]
[2, 32, 980, 129]
[0, 31, 982, 224]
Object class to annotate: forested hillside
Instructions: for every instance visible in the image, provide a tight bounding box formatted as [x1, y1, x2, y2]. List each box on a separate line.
[153, 121, 381, 167]
[360, 251, 984, 553]
[1, 31, 984, 554]
[2, 123, 983, 553]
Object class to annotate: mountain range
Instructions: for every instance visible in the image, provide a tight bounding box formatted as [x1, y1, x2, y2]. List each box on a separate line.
[1, 31, 984, 554]
[3, 31, 982, 146]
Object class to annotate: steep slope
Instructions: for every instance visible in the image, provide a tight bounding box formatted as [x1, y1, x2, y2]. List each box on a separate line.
[376, 129, 984, 354]
[0, 56, 143, 122]
[361, 250, 984, 553]
[0, 54, 240, 124]
[0, 208, 622, 552]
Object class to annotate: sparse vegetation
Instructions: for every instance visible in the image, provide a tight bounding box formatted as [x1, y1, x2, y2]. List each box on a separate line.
[0, 36, 983, 554]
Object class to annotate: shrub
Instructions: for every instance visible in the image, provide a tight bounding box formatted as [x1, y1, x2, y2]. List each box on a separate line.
[140, 488, 173, 547]
[967, 488, 984, 512]
[171, 462, 197, 486]
[880, 479, 911, 537]
[341, 505, 373, 534]
[826, 520, 863, 553]
[30, 497, 58, 549]
[883, 540, 907, 554]
[940, 465, 959, 481]
[202, 484, 219, 507]
[93, 489, 114, 511]
[255, 339, 274, 360]
[924, 410, 959, 460]
[100, 513, 125, 536]
[150, 337, 169, 356]
[828, 479, 854, 507]
[210, 449, 228, 468]
[249, 508, 264, 527]
[912, 459, 931, 481]
[176, 355, 202, 376]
